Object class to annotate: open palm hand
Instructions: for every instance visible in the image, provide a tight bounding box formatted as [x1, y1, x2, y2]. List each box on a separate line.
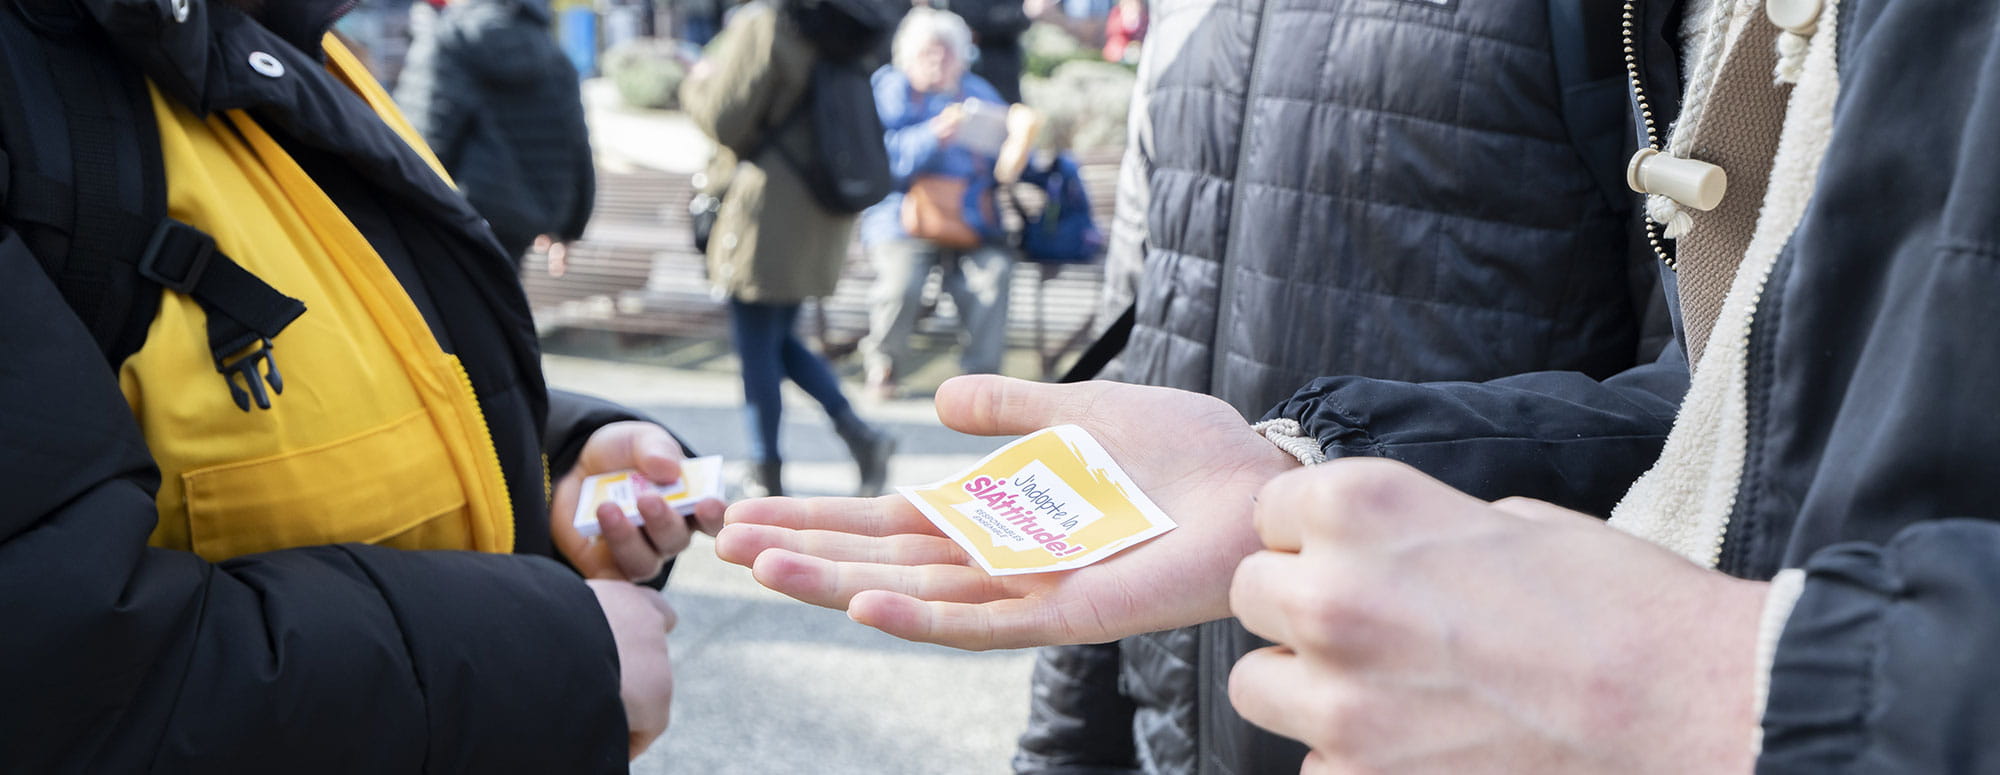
[716, 376, 1300, 650]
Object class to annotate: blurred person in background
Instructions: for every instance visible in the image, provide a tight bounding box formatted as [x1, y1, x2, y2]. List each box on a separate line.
[681, 0, 900, 499]
[1099, 0, 1141, 63]
[860, 8, 1017, 400]
[673, 0, 723, 45]
[927, 0, 1032, 103]
[333, 0, 417, 87]
[1023, 0, 1110, 54]
[396, 0, 594, 274]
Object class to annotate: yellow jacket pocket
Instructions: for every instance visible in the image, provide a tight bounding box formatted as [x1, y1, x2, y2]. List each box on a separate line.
[182, 409, 473, 562]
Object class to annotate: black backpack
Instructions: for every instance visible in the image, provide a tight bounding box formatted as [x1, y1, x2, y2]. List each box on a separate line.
[0, 0, 304, 410]
[767, 0, 897, 215]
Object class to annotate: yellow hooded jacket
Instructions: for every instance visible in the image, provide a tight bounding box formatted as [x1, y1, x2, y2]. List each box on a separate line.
[126, 38, 514, 561]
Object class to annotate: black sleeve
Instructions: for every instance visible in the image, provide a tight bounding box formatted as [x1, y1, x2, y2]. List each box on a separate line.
[1265, 345, 1688, 516]
[1760, 522, 2000, 773]
[558, 67, 595, 243]
[0, 229, 627, 771]
[560, 124, 596, 243]
[1013, 643, 1142, 775]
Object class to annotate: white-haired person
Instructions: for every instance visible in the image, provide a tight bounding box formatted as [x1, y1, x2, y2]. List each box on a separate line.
[858, 8, 1017, 399]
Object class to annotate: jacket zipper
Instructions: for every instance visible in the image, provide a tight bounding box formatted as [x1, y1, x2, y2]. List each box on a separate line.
[1718, 249, 1790, 574]
[1622, 0, 1677, 271]
[1199, 1, 1279, 766]
[1709, 278, 1769, 569]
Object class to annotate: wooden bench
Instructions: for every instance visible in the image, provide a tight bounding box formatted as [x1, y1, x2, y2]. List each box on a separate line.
[524, 150, 1121, 379]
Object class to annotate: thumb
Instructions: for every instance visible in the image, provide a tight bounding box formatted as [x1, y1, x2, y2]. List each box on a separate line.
[934, 375, 1103, 437]
[578, 422, 685, 483]
[1489, 495, 1599, 527]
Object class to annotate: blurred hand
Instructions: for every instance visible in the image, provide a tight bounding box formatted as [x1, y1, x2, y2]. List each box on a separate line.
[588, 580, 677, 760]
[716, 376, 1300, 650]
[554, 422, 727, 581]
[535, 235, 571, 277]
[930, 105, 964, 144]
[1228, 460, 1763, 774]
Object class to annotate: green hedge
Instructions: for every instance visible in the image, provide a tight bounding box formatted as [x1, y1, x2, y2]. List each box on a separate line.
[604, 41, 686, 111]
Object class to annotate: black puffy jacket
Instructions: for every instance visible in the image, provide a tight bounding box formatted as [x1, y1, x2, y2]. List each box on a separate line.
[1018, 0, 1674, 773]
[396, 0, 594, 258]
[0, 0, 655, 766]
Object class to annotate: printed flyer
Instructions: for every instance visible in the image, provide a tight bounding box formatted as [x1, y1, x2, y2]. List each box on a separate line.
[899, 425, 1176, 575]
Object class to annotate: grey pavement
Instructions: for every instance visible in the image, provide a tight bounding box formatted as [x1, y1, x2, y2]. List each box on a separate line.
[540, 349, 1038, 775]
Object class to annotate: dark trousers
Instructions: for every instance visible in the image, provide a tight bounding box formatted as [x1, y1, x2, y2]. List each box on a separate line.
[727, 299, 856, 462]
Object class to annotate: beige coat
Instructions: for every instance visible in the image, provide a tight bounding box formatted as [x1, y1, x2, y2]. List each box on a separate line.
[680, 5, 853, 304]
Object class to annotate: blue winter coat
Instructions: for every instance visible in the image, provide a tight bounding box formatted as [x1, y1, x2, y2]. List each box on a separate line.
[860, 66, 1009, 248]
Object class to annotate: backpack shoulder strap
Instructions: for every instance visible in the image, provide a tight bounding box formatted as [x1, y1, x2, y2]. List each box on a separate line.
[0, 1, 306, 410]
[0, 0, 165, 367]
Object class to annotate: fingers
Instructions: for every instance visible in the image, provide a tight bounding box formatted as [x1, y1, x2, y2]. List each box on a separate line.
[1227, 645, 1321, 748]
[628, 426, 685, 486]
[578, 422, 685, 486]
[847, 590, 1058, 651]
[717, 523, 972, 567]
[594, 501, 665, 581]
[637, 494, 693, 558]
[748, 548, 1009, 610]
[1229, 549, 1306, 646]
[1250, 488, 1305, 553]
[724, 495, 944, 538]
[935, 375, 1102, 436]
[1254, 459, 1483, 551]
[688, 497, 728, 537]
[656, 596, 677, 633]
[1299, 750, 1347, 775]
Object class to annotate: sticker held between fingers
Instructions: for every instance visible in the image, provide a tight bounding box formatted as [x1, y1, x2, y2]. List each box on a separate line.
[574, 456, 727, 538]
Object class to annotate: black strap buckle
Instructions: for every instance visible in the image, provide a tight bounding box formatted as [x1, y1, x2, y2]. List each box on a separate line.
[138, 219, 216, 294]
[217, 337, 284, 411]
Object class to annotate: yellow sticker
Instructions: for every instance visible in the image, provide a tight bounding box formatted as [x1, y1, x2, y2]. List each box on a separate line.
[899, 425, 1175, 575]
[574, 456, 726, 538]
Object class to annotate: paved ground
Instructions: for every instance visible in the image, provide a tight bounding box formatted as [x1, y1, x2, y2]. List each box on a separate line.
[540, 343, 1040, 775]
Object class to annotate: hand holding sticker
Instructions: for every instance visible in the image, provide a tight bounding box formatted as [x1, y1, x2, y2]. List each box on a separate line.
[716, 376, 1302, 650]
[574, 456, 727, 538]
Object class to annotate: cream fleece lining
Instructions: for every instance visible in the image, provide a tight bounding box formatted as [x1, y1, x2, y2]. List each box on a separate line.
[1609, 0, 1841, 568]
[1752, 568, 1808, 754]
